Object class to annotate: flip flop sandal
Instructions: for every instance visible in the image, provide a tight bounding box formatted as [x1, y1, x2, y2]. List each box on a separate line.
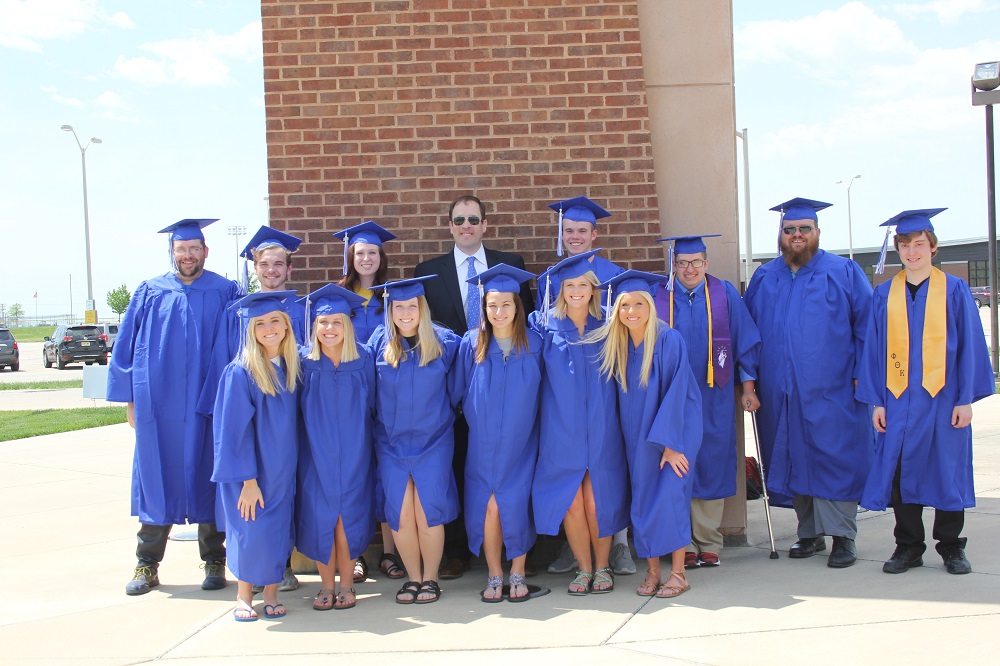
[379, 552, 406, 580]
[312, 588, 335, 611]
[334, 587, 356, 610]
[591, 567, 614, 594]
[481, 575, 504, 603]
[262, 603, 286, 619]
[233, 600, 257, 622]
[395, 580, 421, 605]
[636, 569, 661, 597]
[353, 556, 369, 583]
[506, 573, 530, 603]
[414, 580, 442, 604]
[656, 571, 691, 599]
[567, 570, 593, 596]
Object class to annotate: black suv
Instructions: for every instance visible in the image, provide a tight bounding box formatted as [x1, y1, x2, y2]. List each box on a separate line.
[43, 325, 109, 369]
[0, 327, 18, 371]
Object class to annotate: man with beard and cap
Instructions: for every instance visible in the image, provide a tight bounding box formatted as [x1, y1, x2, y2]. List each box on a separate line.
[108, 218, 242, 595]
[744, 198, 873, 568]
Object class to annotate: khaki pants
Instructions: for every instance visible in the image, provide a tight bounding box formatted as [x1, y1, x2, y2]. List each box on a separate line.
[687, 498, 725, 553]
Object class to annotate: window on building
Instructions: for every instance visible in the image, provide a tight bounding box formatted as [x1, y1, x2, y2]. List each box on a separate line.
[969, 260, 989, 287]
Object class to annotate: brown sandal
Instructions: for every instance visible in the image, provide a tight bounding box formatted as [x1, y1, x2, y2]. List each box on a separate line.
[334, 587, 356, 610]
[636, 568, 660, 597]
[656, 570, 690, 599]
[312, 588, 335, 611]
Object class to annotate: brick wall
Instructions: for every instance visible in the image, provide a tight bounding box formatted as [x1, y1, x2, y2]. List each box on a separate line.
[262, 0, 664, 291]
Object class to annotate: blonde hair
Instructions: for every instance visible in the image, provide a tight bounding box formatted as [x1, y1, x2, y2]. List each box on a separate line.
[384, 296, 442, 368]
[587, 291, 658, 391]
[552, 270, 603, 320]
[475, 292, 530, 364]
[307, 312, 360, 363]
[240, 310, 301, 396]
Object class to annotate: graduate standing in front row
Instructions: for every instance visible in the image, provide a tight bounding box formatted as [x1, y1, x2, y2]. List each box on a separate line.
[212, 291, 301, 622]
[368, 276, 461, 605]
[856, 210, 994, 575]
[453, 264, 543, 602]
[590, 271, 702, 599]
[296, 284, 377, 611]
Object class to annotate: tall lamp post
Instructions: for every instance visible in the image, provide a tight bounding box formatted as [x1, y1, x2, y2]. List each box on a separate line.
[835, 175, 861, 261]
[735, 129, 753, 289]
[227, 225, 247, 280]
[61, 125, 102, 322]
[971, 61, 1000, 377]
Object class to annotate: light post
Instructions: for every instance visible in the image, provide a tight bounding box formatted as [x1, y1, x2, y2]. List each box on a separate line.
[835, 175, 861, 261]
[735, 129, 753, 289]
[971, 61, 1000, 377]
[227, 225, 247, 280]
[61, 125, 101, 322]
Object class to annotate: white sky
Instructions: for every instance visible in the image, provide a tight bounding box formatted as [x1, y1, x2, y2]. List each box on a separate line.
[1, 0, 998, 319]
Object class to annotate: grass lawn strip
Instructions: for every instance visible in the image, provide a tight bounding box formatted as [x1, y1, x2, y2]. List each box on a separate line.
[0, 380, 84, 391]
[0, 407, 127, 442]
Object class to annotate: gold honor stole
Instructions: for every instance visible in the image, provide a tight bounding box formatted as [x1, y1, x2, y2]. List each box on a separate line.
[886, 267, 946, 398]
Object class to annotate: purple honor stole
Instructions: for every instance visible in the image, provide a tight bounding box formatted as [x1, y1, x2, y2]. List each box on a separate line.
[706, 274, 733, 387]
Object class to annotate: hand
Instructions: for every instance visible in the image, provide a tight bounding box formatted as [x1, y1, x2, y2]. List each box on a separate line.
[741, 382, 760, 412]
[127, 402, 135, 429]
[660, 447, 689, 478]
[872, 406, 886, 433]
[952, 404, 973, 429]
[238, 479, 264, 521]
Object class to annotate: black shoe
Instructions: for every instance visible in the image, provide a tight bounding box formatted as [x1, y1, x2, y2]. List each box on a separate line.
[201, 560, 227, 590]
[827, 537, 857, 568]
[883, 545, 924, 574]
[941, 547, 972, 575]
[125, 564, 159, 596]
[788, 537, 826, 559]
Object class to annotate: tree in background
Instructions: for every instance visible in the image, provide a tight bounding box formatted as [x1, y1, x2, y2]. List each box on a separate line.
[248, 273, 259, 294]
[107, 284, 131, 322]
[8, 303, 24, 326]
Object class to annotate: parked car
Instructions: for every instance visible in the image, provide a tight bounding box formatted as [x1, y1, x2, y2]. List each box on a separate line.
[0, 327, 19, 371]
[99, 323, 119, 351]
[971, 285, 995, 308]
[43, 325, 108, 369]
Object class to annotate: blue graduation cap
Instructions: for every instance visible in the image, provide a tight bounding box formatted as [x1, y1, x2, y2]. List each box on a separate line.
[333, 221, 397, 275]
[874, 208, 947, 275]
[299, 283, 366, 318]
[655, 234, 721, 291]
[239, 226, 302, 260]
[158, 218, 218, 242]
[370, 275, 436, 303]
[600, 270, 665, 297]
[769, 198, 832, 222]
[547, 249, 602, 284]
[228, 290, 297, 318]
[548, 197, 611, 257]
[466, 263, 534, 294]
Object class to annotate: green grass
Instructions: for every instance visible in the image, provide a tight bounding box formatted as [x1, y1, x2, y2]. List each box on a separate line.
[0, 380, 84, 391]
[0, 406, 127, 442]
[4, 326, 55, 342]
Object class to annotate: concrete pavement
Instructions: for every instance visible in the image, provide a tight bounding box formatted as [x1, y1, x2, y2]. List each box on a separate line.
[1, 395, 999, 664]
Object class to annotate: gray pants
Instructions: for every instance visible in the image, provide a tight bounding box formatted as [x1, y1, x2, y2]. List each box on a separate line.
[793, 495, 857, 540]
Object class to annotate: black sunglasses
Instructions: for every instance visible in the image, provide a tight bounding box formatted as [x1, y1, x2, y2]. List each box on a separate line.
[452, 216, 482, 226]
[782, 225, 816, 235]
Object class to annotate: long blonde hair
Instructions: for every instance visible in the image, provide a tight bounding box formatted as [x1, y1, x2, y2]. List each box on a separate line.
[240, 310, 301, 396]
[587, 291, 658, 391]
[307, 312, 360, 363]
[552, 270, 603, 320]
[384, 296, 442, 368]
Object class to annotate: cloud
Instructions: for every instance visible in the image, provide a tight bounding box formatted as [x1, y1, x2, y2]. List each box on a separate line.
[0, 0, 134, 52]
[112, 21, 263, 87]
[96, 91, 126, 108]
[893, 0, 992, 23]
[52, 94, 82, 106]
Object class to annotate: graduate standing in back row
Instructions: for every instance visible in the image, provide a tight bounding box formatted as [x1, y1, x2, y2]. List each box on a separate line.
[856, 209, 994, 575]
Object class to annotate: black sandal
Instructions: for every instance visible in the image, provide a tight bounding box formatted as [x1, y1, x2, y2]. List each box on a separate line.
[379, 552, 406, 580]
[414, 579, 441, 604]
[395, 580, 421, 605]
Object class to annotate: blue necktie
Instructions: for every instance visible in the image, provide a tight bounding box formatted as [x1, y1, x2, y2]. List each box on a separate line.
[465, 256, 479, 331]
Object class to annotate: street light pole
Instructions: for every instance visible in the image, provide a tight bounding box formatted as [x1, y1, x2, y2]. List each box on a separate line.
[227, 226, 247, 280]
[835, 175, 861, 261]
[61, 125, 102, 321]
[735, 129, 753, 289]
[972, 62, 1000, 377]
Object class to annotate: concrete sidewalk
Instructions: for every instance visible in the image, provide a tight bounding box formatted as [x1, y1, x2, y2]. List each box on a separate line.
[1, 397, 999, 665]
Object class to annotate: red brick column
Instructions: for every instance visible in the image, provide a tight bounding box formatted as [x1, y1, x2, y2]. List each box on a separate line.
[262, 0, 663, 290]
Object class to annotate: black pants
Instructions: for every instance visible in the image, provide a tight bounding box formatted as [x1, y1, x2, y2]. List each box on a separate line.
[891, 460, 965, 555]
[443, 414, 471, 562]
[136, 522, 226, 567]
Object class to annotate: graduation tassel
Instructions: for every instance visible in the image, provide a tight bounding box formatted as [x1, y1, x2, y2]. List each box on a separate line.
[342, 233, 349, 276]
[666, 240, 675, 291]
[542, 273, 551, 328]
[478, 278, 486, 331]
[605, 283, 613, 316]
[382, 289, 391, 334]
[875, 227, 891, 275]
[304, 295, 313, 351]
[238, 259, 250, 296]
[556, 206, 564, 257]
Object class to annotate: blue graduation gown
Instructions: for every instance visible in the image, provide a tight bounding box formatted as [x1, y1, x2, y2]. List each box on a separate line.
[744, 250, 874, 505]
[529, 312, 630, 538]
[857, 275, 994, 511]
[618, 326, 703, 558]
[297, 343, 377, 561]
[107, 270, 240, 525]
[350, 298, 383, 345]
[657, 278, 761, 499]
[453, 330, 543, 559]
[535, 255, 624, 310]
[212, 361, 298, 586]
[369, 324, 461, 531]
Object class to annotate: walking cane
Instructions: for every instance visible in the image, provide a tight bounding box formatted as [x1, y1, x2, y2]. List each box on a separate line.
[750, 411, 779, 559]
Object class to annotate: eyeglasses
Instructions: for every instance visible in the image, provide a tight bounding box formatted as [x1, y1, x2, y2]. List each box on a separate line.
[675, 259, 706, 269]
[452, 216, 481, 226]
[782, 225, 816, 235]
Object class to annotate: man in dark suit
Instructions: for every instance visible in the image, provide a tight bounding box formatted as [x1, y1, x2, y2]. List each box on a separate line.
[414, 194, 534, 579]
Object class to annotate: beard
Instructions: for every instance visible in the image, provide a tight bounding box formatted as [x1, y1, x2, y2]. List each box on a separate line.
[176, 258, 206, 280]
[780, 234, 819, 269]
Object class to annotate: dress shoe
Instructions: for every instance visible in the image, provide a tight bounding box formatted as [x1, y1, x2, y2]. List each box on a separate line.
[788, 537, 826, 558]
[940, 546, 972, 575]
[827, 536, 857, 568]
[439, 558, 470, 580]
[125, 564, 159, 596]
[882, 544, 924, 574]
